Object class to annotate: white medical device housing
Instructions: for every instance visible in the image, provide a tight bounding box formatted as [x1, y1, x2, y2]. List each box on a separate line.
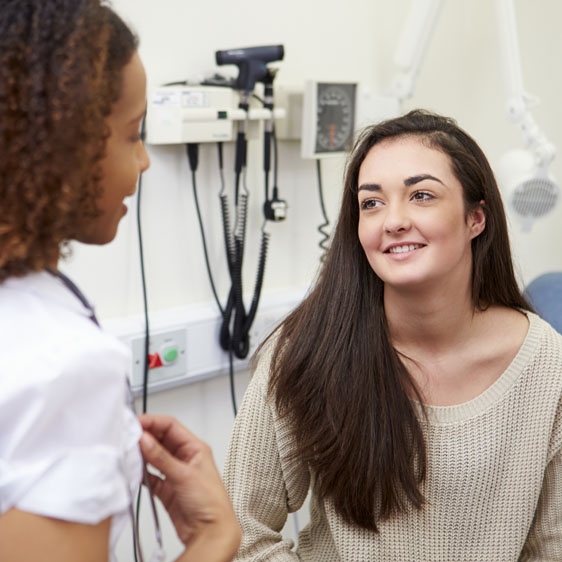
[495, 149, 558, 232]
[146, 85, 285, 145]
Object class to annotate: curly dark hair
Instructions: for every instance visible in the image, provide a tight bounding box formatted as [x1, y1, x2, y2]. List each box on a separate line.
[0, 0, 138, 280]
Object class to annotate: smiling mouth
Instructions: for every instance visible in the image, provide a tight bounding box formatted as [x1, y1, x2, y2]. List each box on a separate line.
[386, 244, 425, 254]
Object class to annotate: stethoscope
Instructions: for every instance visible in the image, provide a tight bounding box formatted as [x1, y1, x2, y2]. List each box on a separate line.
[48, 269, 165, 562]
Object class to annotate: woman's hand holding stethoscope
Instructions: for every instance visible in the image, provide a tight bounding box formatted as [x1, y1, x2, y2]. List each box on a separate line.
[138, 414, 241, 562]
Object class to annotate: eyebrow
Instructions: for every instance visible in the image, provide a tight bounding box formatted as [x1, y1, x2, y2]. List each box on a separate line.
[404, 174, 444, 186]
[358, 173, 444, 192]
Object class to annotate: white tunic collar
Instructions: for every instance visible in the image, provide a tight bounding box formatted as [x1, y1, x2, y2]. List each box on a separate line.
[4, 271, 95, 322]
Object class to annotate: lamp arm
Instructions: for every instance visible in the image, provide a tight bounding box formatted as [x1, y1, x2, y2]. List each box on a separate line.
[496, 0, 555, 168]
[386, 0, 444, 103]
[504, 99, 556, 168]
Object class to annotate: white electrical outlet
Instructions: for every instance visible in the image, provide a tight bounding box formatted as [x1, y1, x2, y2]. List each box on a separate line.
[103, 288, 306, 395]
[130, 328, 187, 392]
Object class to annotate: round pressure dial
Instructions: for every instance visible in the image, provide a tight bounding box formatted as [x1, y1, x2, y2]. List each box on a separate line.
[315, 83, 356, 154]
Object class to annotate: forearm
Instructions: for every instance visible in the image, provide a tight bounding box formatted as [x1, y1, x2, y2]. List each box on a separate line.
[0, 509, 111, 562]
[223, 367, 306, 561]
[175, 521, 241, 562]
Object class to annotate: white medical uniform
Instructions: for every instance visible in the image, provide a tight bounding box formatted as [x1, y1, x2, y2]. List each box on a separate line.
[0, 271, 142, 560]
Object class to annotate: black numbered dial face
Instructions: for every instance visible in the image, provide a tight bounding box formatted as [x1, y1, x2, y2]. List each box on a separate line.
[315, 83, 356, 153]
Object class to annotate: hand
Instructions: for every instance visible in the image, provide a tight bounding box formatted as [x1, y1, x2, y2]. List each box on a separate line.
[138, 414, 241, 562]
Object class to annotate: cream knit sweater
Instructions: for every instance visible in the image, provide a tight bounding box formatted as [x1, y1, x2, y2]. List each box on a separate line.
[223, 312, 562, 561]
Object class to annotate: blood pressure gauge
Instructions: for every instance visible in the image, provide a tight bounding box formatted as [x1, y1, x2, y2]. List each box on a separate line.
[301, 81, 357, 159]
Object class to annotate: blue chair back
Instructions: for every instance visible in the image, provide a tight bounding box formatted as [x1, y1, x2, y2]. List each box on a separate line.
[524, 272, 562, 334]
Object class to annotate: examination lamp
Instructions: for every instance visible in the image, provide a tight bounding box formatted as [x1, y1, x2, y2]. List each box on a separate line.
[386, 0, 558, 232]
[216, 44, 284, 95]
[495, 0, 559, 232]
[495, 149, 558, 233]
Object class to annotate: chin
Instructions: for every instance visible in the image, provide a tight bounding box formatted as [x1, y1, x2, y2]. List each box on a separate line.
[74, 227, 119, 246]
[374, 269, 433, 290]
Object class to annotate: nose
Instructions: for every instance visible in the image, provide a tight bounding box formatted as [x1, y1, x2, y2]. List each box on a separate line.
[138, 141, 150, 173]
[383, 202, 411, 234]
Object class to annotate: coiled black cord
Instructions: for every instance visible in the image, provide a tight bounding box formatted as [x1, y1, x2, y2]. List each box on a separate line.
[188, 126, 272, 411]
[220, 191, 253, 360]
[220, 194, 235, 274]
[243, 230, 270, 334]
[316, 159, 330, 260]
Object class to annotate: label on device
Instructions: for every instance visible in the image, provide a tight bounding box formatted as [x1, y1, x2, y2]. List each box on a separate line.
[182, 91, 210, 108]
[151, 91, 180, 106]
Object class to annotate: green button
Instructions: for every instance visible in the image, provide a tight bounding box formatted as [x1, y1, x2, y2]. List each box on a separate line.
[163, 347, 178, 362]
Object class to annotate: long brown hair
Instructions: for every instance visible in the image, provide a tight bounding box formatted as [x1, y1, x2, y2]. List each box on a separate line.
[0, 0, 138, 280]
[264, 110, 532, 531]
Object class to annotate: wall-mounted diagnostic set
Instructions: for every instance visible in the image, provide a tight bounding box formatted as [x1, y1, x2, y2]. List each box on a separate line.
[143, 45, 287, 412]
[146, 86, 285, 145]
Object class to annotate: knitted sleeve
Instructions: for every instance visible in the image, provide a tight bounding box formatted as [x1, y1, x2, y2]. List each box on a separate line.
[223, 348, 310, 561]
[519, 325, 562, 561]
[519, 448, 562, 560]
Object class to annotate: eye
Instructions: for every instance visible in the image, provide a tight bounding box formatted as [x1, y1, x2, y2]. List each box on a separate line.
[129, 120, 146, 143]
[360, 198, 383, 210]
[411, 191, 434, 202]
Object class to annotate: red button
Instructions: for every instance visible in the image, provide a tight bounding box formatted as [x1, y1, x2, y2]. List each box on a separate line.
[148, 353, 163, 369]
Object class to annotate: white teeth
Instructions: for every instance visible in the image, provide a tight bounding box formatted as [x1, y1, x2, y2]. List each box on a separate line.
[388, 244, 423, 254]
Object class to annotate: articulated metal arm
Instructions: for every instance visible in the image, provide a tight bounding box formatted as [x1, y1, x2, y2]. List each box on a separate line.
[495, 0, 555, 169]
[386, 0, 444, 103]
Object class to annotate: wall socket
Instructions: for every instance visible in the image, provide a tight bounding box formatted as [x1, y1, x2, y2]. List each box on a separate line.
[103, 288, 306, 396]
[130, 328, 187, 391]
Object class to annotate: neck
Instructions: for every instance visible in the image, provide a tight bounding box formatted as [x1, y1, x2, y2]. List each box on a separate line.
[384, 278, 477, 354]
[47, 255, 60, 272]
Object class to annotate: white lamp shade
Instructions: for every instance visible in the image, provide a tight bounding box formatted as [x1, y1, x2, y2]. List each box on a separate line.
[495, 148, 559, 231]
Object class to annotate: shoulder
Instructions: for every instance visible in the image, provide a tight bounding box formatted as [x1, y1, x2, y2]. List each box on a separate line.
[0, 271, 135, 465]
[524, 312, 562, 426]
[500, 310, 562, 390]
[251, 335, 279, 383]
[0, 272, 130, 388]
[0, 272, 132, 433]
[525, 310, 562, 363]
[0, 271, 133, 447]
[515, 311, 562, 459]
[481, 307, 562, 366]
[0, 273, 141, 523]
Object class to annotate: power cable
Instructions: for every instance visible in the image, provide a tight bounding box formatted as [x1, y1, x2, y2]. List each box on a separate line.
[133, 117, 150, 562]
[187, 143, 238, 415]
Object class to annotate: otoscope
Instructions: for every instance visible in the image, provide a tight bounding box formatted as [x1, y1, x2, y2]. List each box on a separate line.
[216, 45, 284, 202]
[216, 45, 284, 95]
[215, 44, 285, 360]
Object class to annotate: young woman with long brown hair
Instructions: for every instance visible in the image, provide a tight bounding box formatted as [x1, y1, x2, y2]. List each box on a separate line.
[224, 110, 562, 560]
[0, 2, 239, 560]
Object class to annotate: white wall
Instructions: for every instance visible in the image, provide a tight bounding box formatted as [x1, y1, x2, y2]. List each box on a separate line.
[59, 1, 562, 559]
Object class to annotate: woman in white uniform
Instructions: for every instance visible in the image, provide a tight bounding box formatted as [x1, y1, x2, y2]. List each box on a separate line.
[0, 1, 240, 561]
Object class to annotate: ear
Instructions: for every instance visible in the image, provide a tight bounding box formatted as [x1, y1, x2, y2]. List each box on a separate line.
[468, 200, 486, 240]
